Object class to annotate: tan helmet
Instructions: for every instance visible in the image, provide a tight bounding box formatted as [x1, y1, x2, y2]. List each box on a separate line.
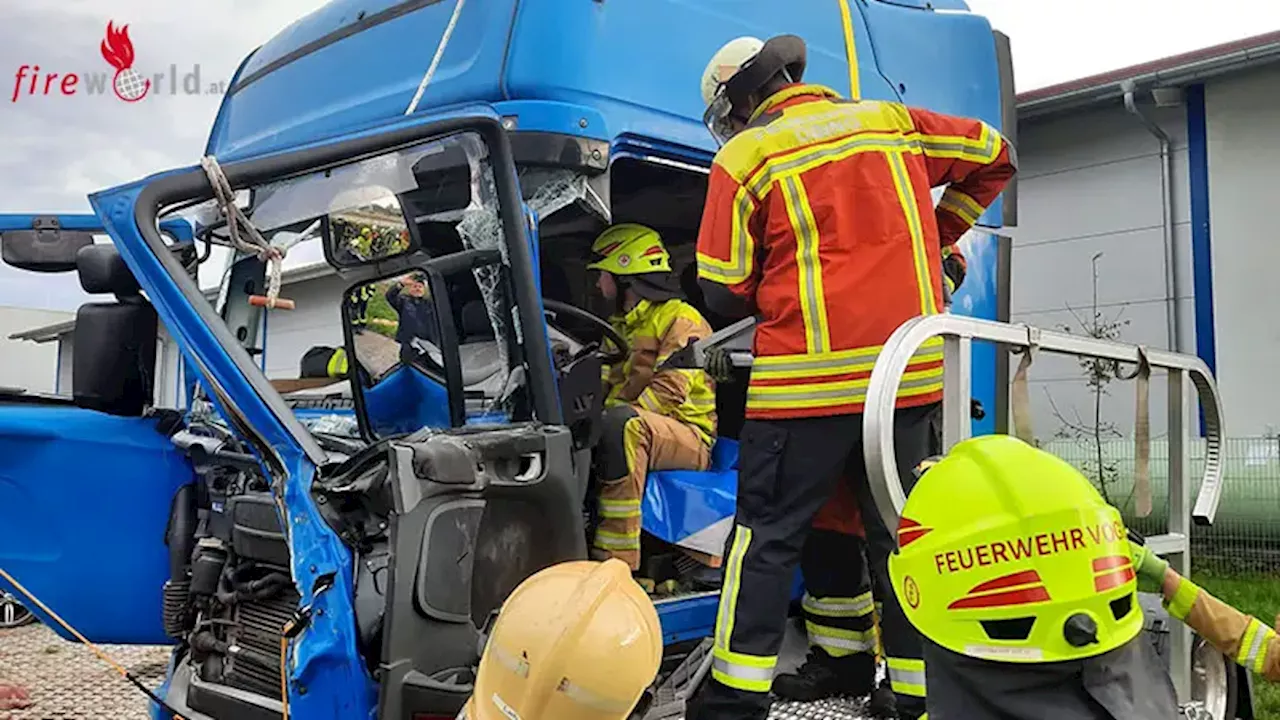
[460, 559, 663, 720]
[700, 36, 766, 108]
[699, 35, 807, 145]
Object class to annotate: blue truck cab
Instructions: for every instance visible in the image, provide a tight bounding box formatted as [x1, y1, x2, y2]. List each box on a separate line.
[0, 2, 1017, 718]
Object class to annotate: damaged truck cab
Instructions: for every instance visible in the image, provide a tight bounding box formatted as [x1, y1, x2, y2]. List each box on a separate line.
[0, 2, 1026, 719]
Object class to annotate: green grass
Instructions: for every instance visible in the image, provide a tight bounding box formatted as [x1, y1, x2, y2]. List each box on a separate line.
[1192, 570, 1280, 718]
[363, 282, 399, 339]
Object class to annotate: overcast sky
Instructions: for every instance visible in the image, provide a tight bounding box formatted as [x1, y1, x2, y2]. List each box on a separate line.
[2, 0, 1279, 311]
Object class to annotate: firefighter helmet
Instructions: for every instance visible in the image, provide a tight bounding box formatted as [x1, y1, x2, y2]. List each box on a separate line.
[461, 559, 662, 720]
[700, 35, 806, 144]
[888, 435, 1143, 664]
[586, 224, 671, 276]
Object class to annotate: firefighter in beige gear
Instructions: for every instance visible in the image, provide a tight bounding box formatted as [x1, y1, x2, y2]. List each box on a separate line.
[686, 33, 1016, 720]
[459, 559, 662, 720]
[587, 224, 720, 576]
[1132, 535, 1280, 684]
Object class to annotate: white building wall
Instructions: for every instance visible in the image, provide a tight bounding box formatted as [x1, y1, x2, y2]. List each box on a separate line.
[1205, 67, 1280, 437]
[1013, 102, 1194, 439]
[0, 306, 73, 394]
[55, 336, 73, 395]
[261, 274, 347, 379]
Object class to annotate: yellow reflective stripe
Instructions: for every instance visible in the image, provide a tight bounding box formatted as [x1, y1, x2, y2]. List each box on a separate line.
[711, 648, 777, 693]
[919, 122, 1001, 165]
[697, 185, 757, 285]
[1166, 577, 1200, 621]
[803, 592, 875, 618]
[805, 620, 876, 656]
[746, 132, 919, 198]
[1239, 619, 1269, 670]
[715, 525, 753, 656]
[592, 530, 640, 550]
[326, 348, 348, 377]
[637, 387, 664, 413]
[937, 187, 985, 225]
[837, 0, 860, 100]
[1255, 628, 1275, 675]
[751, 339, 943, 380]
[746, 367, 943, 410]
[887, 657, 926, 697]
[598, 498, 641, 520]
[779, 175, 831, 354]
[886, 151, 936, 316]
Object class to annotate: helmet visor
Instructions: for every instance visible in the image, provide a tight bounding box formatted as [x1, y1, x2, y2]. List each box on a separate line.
[703, 92, 738, 147]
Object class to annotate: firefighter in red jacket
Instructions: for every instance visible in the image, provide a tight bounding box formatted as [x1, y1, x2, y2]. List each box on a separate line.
[685, 34, 1016, 720]
[772, 240, 971, 713]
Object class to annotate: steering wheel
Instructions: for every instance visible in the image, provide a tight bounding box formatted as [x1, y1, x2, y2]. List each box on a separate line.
[541, 298, 629, 365]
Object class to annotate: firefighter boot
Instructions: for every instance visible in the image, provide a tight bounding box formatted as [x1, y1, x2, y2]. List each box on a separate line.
[866, 677, 897, 719]
[771, 647, 876, 702]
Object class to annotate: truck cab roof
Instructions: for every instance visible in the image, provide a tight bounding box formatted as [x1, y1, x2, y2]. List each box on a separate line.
[206, 0, 1005, 181]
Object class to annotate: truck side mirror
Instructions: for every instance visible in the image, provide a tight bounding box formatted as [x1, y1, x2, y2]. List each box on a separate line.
[324, 188, 421, 269]
[0, 216, 95, 273]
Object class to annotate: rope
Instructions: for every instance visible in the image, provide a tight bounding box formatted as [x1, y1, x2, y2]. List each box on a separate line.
[1010, 347, 1036, 445]
[1118, 347, 1153, 517]
[0, 567, 187, 720]
[199, 155, 286, 307]
[404, 0, 467, 115]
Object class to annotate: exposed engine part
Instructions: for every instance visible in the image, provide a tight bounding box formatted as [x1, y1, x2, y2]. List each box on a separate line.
[216, 562, 291, 605]
[164, 420, 315, 714]
[190, 538, 228, 598]
[161, 580, 192, 639]
[221, 584, 301, 698]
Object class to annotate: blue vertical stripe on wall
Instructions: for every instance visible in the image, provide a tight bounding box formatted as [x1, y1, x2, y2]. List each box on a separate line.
[1186, 83, 1217, 376]
[1186, 83, 1216, 437]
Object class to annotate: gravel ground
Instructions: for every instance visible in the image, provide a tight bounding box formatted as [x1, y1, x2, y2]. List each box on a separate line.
[0, 623, 170, 720]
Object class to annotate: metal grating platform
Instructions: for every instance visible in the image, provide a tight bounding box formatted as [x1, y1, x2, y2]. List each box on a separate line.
[0, 623, 170, 719]
[767, 697, 872, 719]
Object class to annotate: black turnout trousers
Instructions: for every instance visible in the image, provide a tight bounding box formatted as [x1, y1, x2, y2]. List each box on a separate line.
[688, 402, 939, 720]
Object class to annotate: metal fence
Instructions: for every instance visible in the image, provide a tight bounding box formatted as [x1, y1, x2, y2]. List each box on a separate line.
[1045, 436, 1280, 575]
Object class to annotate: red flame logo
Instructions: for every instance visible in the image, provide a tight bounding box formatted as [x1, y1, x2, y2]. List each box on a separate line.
[100, 22, 136, 71]
[99, 21, 150, 102]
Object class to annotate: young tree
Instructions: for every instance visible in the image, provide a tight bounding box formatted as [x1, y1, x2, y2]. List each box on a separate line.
[1045, 252, 1132, 507]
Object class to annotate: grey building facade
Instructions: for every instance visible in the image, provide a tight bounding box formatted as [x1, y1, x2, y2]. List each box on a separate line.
[1013, 31, 1280, 439]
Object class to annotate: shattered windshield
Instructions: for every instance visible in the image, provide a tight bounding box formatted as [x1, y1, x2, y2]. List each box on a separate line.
[158, 129, 603, 442]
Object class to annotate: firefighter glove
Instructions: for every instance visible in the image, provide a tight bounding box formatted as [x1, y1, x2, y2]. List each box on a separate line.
[943, 253, 966, 294]
[1128, 539, 1169, 585]
[704, 346, 735, 384]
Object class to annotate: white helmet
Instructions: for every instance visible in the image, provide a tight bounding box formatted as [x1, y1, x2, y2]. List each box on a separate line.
[700, 36, 765, 108]
[699, 35, 807, 145]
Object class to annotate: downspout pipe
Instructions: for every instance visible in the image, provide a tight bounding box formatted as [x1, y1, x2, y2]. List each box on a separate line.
[1122, 79, 1183, 353]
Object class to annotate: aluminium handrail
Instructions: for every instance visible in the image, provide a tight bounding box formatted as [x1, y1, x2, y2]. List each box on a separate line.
[863, 315, 1224, 529]
[861, 314, 1227, 702]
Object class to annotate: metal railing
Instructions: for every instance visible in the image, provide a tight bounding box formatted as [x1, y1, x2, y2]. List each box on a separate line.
[861, 315, 1227, 701]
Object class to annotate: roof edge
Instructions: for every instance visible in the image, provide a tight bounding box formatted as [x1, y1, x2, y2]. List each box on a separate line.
[9, 318, 76, 343]
[16, 261, 338, 341]
[1018, 30, 1280, 120]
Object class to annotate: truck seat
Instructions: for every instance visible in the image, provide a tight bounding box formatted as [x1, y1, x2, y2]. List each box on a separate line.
[642, 438, 739, 552]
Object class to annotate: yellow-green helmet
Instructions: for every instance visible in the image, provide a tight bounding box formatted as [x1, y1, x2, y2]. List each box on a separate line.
[888, 435, 1142, 664]
[586, 224, 671, 276]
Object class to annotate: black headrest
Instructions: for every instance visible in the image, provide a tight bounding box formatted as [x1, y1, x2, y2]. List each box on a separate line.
[77, 244, 140, 296]
[461, 300, 494, 339]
